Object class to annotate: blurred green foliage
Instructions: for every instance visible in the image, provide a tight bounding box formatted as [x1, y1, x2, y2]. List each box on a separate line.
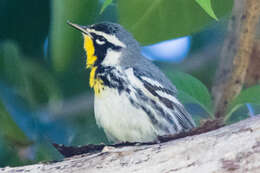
[51, 0, 233, 71]
[118, 0, 233, 45]
[2, 0, 259, 168]
[0, 99, 30, 146]
[1, 41, 62, 109]
[100, 0, 113, 14]
[50, 0, 98, 72]
[196, 0, 218, 20]
[167, 72, 213, 118]
[225, 85, 260, 123]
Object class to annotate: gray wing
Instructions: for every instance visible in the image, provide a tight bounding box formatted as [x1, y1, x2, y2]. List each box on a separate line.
[133, 58, 178, 95]
[131, 58, 196, 131]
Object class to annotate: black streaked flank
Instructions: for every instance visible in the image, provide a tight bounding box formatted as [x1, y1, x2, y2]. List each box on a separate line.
[174, 104, 195, 129]
[96, 66, 126, 94]
[141, 76, 195, 129]
[94, 66, 194, 132]
[133, 68, 195, 130]
[95, 66, 173, 131]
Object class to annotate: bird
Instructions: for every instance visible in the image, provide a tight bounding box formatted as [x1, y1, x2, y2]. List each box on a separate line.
[67, 21, 196, 143]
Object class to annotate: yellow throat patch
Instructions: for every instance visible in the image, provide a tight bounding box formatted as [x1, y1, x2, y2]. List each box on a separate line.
[84, 35, 104, 95]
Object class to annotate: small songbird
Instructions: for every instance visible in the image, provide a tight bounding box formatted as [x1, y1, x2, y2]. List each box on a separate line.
[67, 21, 196, 143]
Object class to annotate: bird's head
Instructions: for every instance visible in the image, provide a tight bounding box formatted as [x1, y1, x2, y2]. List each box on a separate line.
[67, 21, 140, 69]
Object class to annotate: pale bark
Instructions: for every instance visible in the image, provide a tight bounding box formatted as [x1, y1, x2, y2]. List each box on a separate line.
[1, 115, 260, 173]
[212, 0, 260, 118]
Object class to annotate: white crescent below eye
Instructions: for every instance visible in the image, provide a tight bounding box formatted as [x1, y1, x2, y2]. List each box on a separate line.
[96, 39, 105, 45]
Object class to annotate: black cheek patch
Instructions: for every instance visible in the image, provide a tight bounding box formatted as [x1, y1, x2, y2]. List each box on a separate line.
[92, 38, 122, 66]
[93, 43, 107, 66]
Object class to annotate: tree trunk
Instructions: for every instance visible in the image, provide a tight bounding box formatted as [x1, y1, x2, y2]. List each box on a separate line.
[212, 0, 260, 119]
[1, 115, 260, 173]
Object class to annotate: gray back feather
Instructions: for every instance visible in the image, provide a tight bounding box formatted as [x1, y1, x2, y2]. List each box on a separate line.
[92, 22, 177, 94]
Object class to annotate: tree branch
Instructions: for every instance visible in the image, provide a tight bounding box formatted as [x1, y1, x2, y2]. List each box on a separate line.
[212, 0, 260, 119]
[2, 115, 260, 173]
[245, 39, 260, 87]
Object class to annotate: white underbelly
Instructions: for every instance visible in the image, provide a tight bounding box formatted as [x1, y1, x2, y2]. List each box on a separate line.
[94, 87, 157, 142]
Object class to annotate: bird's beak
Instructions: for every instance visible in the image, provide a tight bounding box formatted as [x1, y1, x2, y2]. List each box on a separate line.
[67, 21, 91, 37]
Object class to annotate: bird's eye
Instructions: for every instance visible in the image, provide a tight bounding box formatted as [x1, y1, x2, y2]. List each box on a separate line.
[96, 37, 106, 45]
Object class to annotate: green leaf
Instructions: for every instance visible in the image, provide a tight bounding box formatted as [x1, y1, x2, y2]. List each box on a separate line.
[177, 90, 212, 126]
[195, 0, 218, 20]
[21, 60, 63, 110]
[1, 41, 36, 106]
[225, 105, 250, 125]
[1, 41, 26, 87]
[1, 41, 62, 109]
[50, 0, 98, 72]
[118, 0, 233, 45]
[0, 100, 31, 146]
[225, 85, 260, 122]
[100, 0, 113, 14]
[34, 141, 63, 163]
[167, 71, 213, 117]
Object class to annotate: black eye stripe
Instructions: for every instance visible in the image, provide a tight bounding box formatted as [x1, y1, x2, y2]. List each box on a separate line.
[91, 32, 122, 67]
[96, 37, 106, 42]
[90, 32, 121, 50]
[90, 33, 106, 42]
[95, 35, 106, 42]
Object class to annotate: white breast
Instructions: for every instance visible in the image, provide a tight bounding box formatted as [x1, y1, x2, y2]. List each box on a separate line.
[94, 86, 157, 142]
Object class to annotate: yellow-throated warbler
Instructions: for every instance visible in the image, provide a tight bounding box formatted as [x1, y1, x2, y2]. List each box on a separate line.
[68, 21, 196, 143]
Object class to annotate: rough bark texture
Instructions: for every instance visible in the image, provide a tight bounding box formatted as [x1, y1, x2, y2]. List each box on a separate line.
[245, 39, 260, 87]
[212, 0, 260, 119]
[1, 115, 260, 173]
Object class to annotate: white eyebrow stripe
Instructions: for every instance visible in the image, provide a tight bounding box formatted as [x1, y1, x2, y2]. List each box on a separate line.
[87, 29, 126, 48]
